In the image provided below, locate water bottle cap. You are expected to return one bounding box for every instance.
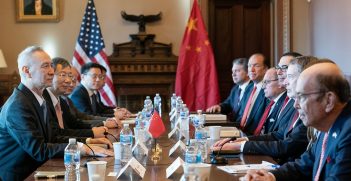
[146,96,150,99]
[123,124,129,127]
[69,138,76,144]
[173,93,176,96]
[197,110,202,114]
[156,93,159,96]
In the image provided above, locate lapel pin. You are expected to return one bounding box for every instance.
[332,132,337,139]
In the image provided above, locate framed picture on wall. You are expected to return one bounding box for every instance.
[16,0,60,22]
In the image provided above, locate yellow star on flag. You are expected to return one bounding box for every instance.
[204,40,210,46]
[195,47,202,53]
[187,18,197,33]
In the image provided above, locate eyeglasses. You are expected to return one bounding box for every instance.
[262,79,278,85]
[56,72,73,79]
[275,65,288,71]
[295,91,326,102]
[85,73,105,80]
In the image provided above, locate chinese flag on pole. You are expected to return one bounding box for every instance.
[175,0,220,111]
[148,111,166,138]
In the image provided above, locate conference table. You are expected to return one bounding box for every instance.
[25,115,276,181]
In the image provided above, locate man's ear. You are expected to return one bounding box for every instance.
[325,92,336,113]
[22,66,31,78]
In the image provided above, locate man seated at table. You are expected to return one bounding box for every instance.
[213,56,318,164]
[251,68,287,135]
[244,62,351,181]
[0,46,113,181]
[43,57,120,140]
[70,62,130,117]
[239,53,269,135]
[63,66,128,126]
[206,58,253,123]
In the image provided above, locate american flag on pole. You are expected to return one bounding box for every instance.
[72,0,116,106]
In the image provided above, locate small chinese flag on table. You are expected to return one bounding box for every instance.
[148,111,166,138]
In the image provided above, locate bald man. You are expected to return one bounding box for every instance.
[244,62,351,181]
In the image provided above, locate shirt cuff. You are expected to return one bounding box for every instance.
[240,141,247,152]
[78,142,86,156]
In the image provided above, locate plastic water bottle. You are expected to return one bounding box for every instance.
[144,96,153,117]
[64,138,80,180]
[120,124,133,163]
[194,110,207,162]
[154,93,162,116]
[180,104,190,142]
[185,141,201,163]
[171,93,177,111]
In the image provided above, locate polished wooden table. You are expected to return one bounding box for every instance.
[25,118,276,181]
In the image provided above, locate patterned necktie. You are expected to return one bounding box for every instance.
[240,86,257,128]
[278,97,290,119]
[288,111,299,132]
[253,100,275,136]
[55,100,64,129]
[314,132,329,181]
[91,93,98,115]
[233,88,242,113]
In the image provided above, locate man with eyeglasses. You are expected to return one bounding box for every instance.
[213,56,312,164]
[43,57,117,143]
[238,53,269,135]
[70,62,124,117]
[206,58,252,123]
[0,46,113,180]
[245,62,351,181]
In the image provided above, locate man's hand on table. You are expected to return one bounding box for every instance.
[242,170,276,181]
[83,144,114,157]
[86,137,113,149]
[212,141,243,151]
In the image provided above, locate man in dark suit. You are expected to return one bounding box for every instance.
[206,58,252,123]
[213,56,317,164]
[0,46,113,180]
[70,63,129,117]
[24,0,53,15]
[44,57,120,140]
[239,53,269,135]
[244,62,351,180]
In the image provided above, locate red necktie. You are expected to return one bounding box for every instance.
[253,100,275,136]
[240,86,257,128]
[314,133,329,181]
[55,100,64,129]
[288,111,299,132]
[278,97,289,116]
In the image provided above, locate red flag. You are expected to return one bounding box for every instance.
[148,111,166,138]
[175,0,220,111]
[72,0,116,106]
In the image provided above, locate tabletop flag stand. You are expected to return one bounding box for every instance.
[148,110,166,161]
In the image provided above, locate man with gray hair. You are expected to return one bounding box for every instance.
[0,46,113,180]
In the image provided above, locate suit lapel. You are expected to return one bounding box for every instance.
[18,84,49,140]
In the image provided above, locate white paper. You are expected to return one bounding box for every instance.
[168,127,179,138]
[166,157,185,178]
[117,157,146,179]
[217,161,279,174]
[107,172,118,177]
[129,157,146,178]
[132,141,149,155]
[169,140,186,156]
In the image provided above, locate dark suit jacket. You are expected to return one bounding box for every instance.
[43,89,94,138]
[272,100,351,180]
[265,96,295,134]
[69,84,114,117]
[220,81,253,122]
[241,88,269,135]
[263,92,287,134]
[244,116,308,164]
[63,96,106,122]
[0,83,67,180]
[24,1,53,15]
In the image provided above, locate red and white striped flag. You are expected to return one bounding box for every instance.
[72,0,116,106]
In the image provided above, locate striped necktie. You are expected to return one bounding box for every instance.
[240,86,257,128]
[314,132,329,181]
